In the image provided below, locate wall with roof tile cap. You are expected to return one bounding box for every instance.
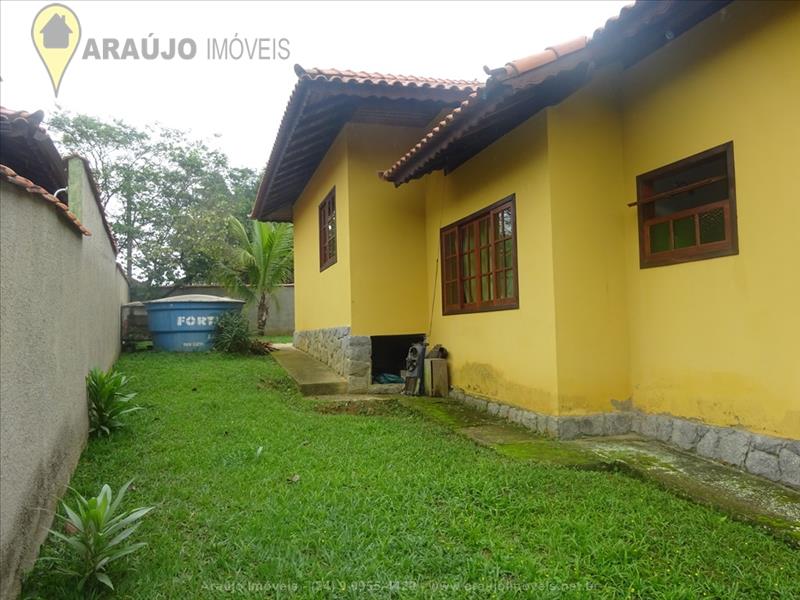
[0,162,129,598]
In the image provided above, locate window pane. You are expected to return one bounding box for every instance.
[504,239,513,268]
[495,208,513,239]
[699,207,726,244]
[650,154,726,195]
[463,278,476,304]
[653,179,728,217]
[673,215,696,249]
[479,218,489,245]
[480,248,490,273]
[461,224,475,251]
[494,241,505,269]
[444,232,456,256]
[495,271,506,299]
[650,222,671,253]
[505,270,515,298]
[481,275,492,302]
[446,282,458,306]
[462,253,476,277]
[503,210,513,237]
[445,257,457,281]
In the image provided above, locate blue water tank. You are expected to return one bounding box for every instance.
[144,294,245,352]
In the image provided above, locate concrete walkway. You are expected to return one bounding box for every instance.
[399,397,800,544]
[271,346,347,396]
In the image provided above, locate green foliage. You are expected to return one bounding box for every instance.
[212,310,251,354]
[86,368,141,437]
[23,353,800,599]
[221,217,293,334]
[46,481,153,594]
[48,111,259,286]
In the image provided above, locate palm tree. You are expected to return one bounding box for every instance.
[222,217,293,335]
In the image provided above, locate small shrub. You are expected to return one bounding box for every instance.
[87,368,141,437]
[213,310,251,353]
[46,481,153,593]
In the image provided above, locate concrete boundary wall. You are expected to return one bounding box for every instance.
[0,159,129,599]
[449,388,800,490]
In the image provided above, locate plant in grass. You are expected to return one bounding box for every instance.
[212,310,252,353]
[46,481,153,594]
[220,217,293,336]
[86,368,141,438]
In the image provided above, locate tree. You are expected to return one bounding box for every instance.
[47,111,259,286]
[222,217,293,335]
[48,112,153,280]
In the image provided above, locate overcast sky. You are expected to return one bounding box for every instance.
[1,0,629,170]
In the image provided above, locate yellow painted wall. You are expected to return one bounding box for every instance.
[547,73,631,415]
[424,114,561,415]
[347,123,429,336]
[620,1,800,438]
[292,129,352,332]
[291,1,799,439]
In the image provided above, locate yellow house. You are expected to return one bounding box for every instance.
[252,0,800,488]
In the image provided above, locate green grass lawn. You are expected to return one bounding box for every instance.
[24,353,799,599]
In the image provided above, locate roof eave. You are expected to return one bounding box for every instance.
[383,48,595,186]
[251,79,311,221]
[252,71,481,221]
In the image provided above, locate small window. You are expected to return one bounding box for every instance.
[440,195,519,315]
[634,142,738,268]
[319,188,336,271]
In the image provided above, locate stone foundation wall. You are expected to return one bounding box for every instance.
[293,327,372,393]
[450,388,800,489]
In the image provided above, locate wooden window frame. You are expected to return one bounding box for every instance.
[318,187,337,271]
[440,195,520,316]
[635,142,738,268]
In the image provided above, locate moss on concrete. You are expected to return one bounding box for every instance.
[578,439,800,545]
[401,395,800,545]
[400,397,493,428]
[491,440,603,468]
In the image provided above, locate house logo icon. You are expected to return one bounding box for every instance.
[40,13,73,49]
[31,3,81,96]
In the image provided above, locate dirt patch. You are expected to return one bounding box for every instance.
[313,398,407,417]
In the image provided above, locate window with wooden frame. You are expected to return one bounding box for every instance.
[440,195,519,315]
[633,142,738,268]
[318,188,336,271]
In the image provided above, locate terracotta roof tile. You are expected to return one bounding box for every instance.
[295,66,481,91]
[0,163,91,236]
[381,0,727,185]
[380,35,591,183]
[251,65,480,220]
[0,106,66,194]
[1,106,120,251]
[0,107,47,132]
[485,36,589,80]
[379,90,483,182]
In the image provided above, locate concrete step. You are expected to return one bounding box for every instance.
[271,347,348,396]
